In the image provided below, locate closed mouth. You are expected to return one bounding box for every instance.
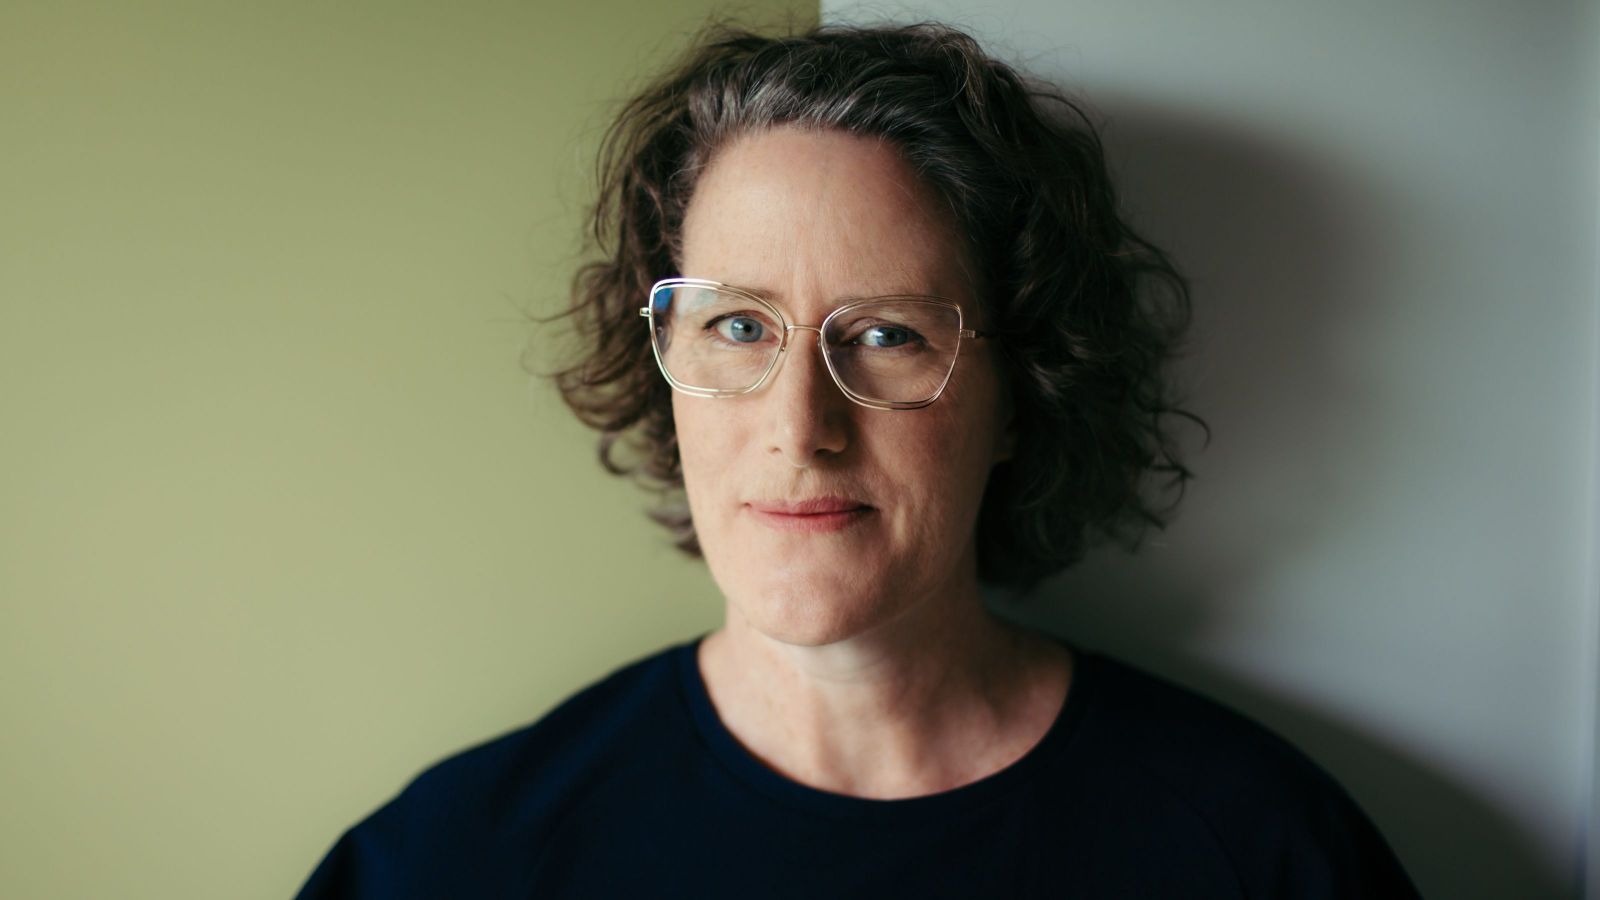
[746,497,875,532]
[748,497,873,516]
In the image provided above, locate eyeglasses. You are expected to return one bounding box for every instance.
[639,277,991,410]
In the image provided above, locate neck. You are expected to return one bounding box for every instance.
[698,578,1071,799]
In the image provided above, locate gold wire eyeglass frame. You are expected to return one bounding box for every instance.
[639,277,991,411]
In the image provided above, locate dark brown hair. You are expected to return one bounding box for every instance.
[549,21,1204,591]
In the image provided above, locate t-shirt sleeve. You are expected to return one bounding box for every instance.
[1180,738,1420,898]
[1089,654,1422,898]
[292,759,501,900]
[1267,778,1420,899]
[293,798,417,900]
[290,657,668,898]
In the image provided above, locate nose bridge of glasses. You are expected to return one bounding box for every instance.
[775,322,827,370]
[781,322,824,349]
[765,320,847,401]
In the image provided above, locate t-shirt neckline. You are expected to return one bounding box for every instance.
[672,632,1095,822]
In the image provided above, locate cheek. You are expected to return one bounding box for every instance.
[905,368,1006,475]
[672,396,716,494]
[672,396,749,526]
[871,404,997,542]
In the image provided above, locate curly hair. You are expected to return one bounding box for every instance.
[549,21,1204,591]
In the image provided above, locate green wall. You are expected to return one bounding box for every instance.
[0,2,815,897]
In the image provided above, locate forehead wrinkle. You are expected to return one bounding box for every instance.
[680,128,969,318]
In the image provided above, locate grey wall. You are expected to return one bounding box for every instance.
[821,1,1600,898]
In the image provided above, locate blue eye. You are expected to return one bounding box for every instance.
[715,316,766,343]
[860,325,912,348]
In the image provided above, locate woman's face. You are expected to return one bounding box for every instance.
[674,126,1014,647]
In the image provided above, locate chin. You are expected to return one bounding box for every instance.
[726,570,905,647]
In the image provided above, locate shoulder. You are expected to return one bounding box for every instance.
[295,639,695,899]
[1065,647,1419,898]
[407,639,688,807]
[1075,649,1332,794]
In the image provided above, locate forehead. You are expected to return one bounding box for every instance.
[679,126,973,307]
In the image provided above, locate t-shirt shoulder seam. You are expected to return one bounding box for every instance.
[1119,753,1254,897]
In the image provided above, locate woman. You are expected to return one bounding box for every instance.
[297,22,1420,898]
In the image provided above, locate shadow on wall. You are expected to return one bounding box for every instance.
[986,98,1563,900]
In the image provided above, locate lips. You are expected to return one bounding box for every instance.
[746,496,874,533]
[749,496,872,516]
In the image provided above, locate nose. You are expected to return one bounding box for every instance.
[765,326,850,468]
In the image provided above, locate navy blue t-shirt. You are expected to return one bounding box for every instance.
[295,636,1420,898]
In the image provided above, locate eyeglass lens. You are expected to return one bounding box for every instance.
[649,283,962,404]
